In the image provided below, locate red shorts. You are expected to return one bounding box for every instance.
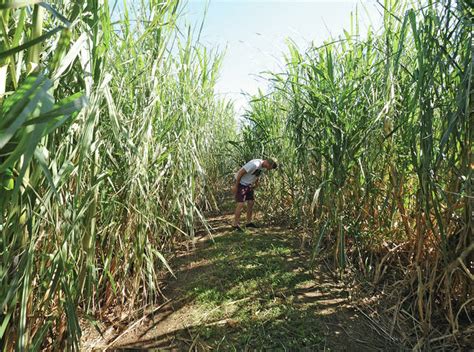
[235,183,254,203]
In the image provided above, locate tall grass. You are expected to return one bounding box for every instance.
[239,0,472,348]
[1,0,235,350]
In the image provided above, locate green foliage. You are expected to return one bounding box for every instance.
[0,1,235,350]
[239,0,472,346]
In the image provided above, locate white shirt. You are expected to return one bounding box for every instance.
[238,159,265,186]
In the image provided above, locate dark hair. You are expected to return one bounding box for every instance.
[267,158,277,169]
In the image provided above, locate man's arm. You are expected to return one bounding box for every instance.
[235,168,246,185]
[232,168,246,194]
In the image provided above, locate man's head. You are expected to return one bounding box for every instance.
[263,158,278,170]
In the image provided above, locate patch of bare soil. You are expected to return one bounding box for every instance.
[82,211,405,351]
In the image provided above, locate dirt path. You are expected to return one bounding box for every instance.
[86,211,400,351]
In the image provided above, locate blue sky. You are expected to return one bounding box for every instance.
[116,1,384,116]
[179,0,384,116]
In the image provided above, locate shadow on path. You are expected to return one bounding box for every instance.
[110,212,399,351]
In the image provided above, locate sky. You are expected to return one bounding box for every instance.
[179,0,385,117]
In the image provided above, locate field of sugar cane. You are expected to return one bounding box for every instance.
[0,0,472,351]
[238,0,473,349]
[1,0,236,350]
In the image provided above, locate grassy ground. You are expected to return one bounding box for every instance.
[83,211,400,351]
[169,231,323,349]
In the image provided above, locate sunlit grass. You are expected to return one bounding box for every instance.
[170,230,324,350]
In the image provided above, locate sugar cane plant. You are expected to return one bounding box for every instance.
[1,0,471,350]
[239,0,472,348]
[1,0,235,350]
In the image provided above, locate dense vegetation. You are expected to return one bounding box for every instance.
[1,1,235,350]
[0,0,472,350]
[238,0,472,348]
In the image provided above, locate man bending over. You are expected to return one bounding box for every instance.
[231,158,277,231]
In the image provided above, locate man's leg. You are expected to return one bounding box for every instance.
[246,200,254,224]
[234,202,244,227]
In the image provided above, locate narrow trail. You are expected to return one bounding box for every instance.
[88,210,398,351]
